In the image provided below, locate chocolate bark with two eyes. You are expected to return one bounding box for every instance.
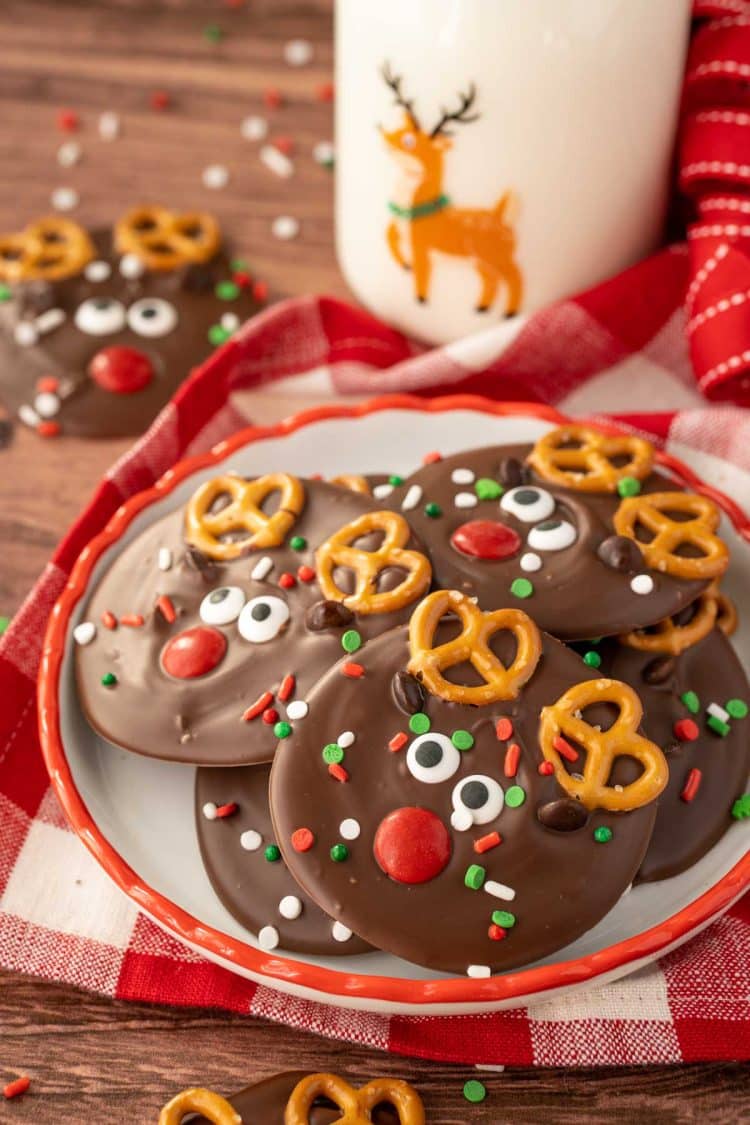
[0,229,259,438]
[592,627,750,882]
[187,1072,400,1125]
[381,444,718,640]
[75,480,430,766]
[269,622,659,976]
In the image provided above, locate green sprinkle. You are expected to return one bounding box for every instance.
[424,501,442,518]
[330,843,349,862]
[274,721,292,739]
[475,478,503,501]
[617,476,642,498]
[452,729,474,751]
[341,629,362,654]
[203,22,224,42]
[731,793,750,820]
[463,1080,486,1104]
[409,712,431,735]
[0,284,11,302]
[388,474,404,486]
[215,279,240,301]
[289,535,307,551]
[707,714,730,737]
[594,825,613,844]
[322,743,344,764]
[505,785,526,808]
[681,691,700,715]
[0,615,10,635]
[464,863,486,890]
[491,910,516,928]
[510,577,533,599]
[230,258,249,273]
[264,844,281,862]
[583,650,602,669]
[726,698,748,719]
[101,672,117,687]
[208,323,230,347]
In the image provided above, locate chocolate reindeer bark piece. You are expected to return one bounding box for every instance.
[270,591,667,976]
[380,426,729,640]
[75,477,431,766]
[0,206,260,438]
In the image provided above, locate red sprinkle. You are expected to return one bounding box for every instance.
[503,743,521,778]
[120,613,144,627]
[252,279,269,303]
[538,760,555,776]
[297,564,316,583]
[3,1076,30,1100]
[101,610,117,630]
[488,924,507,942]
[422,451,442,465]
[674,718,699,742]
[233,270,252,288]
[680,767,702,803]
[474,831,501,854]
[36,375,59,394]
[57,108,79,132]
[342,662,364,678]
[273,134,294,155]
[156,595,177,623]
[291,826,315,852]
[243,691,274,721]
[389,731,408,753]
[37,420,60,438]
[315,81,335,102]
[214,802,238,819]
[262,708,279,725]
[278,674,295,702]
[553,734,579,762]
[278,572,296,589]
[309,473,324,481]
[263,87,283,109]
[495,717,513,741]
[328,762,349,783]
[150,89,171,110]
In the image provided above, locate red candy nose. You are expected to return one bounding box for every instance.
[161,626,227,679]
[451,519,521,560]
[374,807,452,885]
[89,346,154,394]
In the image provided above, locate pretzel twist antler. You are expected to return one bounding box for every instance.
[0,216,94,282]
[528,425,654,493]
[159,1087,241,1125]
[613,491,729,580]
[115,205,221,271]
[185,473,305,560]
[284,1073,425,1125]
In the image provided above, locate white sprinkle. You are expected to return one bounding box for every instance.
[220,312,240,333]
[34,392,60,418]
[14,322,39,348]
[286,700,309,721]
[630,573,654,596]
[157,547,173,571]
[241,114,268,142]
[85,260,112,283]
[284,38,313,66]
[339,818,361,840]
[18,403,40,427]
[337,730,355,748]
[258,924,279,951]
[278,894,303,920]
[251,556,274,581]
[484,880,516,902]
[99,111,121,140]
[451,468,475,485]
[202,163,230,190]
[240,829,262,852]
[520,552,542,573]
[35,307,66,335]
[467,964,492,979]
[272,215,300,241]
[73,622,96,646]
[475,1064,506,1073]
[260,144,294,179]
[401,484,422,511]
[332,920,353,943]
[454,491,478,509]
[313,140,335,166]
[707,701,730,723]
[202,802,218,821]
[120,253,145,280]
[51,186,79,212]
[451,808,473,832]
[57,141,82,168]
[372,483,394,500]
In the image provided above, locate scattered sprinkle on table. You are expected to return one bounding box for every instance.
[57,108,79,132]
[57,141,81,167]
[260,144,294,178]
[99,111,120,140]
[51,186,79,211]
[202,163,230,190]
[3,1076,30,1100]
[463,1079,486,1104]
[313,140,335,167]
[150,90,171,111]
[284,38,313,66]
[203,23,224,43]
[272,215,300,240]
[241,114,268,141]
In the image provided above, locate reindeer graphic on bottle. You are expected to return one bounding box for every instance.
[381,63,523,317]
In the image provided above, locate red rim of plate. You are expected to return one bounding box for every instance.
[38,395,750,1007]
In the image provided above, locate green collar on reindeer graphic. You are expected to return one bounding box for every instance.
[388,194,451,221]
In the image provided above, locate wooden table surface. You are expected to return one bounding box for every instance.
[0,3,746,1121]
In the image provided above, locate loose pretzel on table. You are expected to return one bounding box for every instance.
[612,491,729,581]
[114,204,221,271]
[158,1087,241,1125]
[527,424,654,493]
[284,1072,425,1125]
[0,216,95,282]
[185,473,305,561]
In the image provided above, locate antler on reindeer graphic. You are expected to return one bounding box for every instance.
[381,62,523,316]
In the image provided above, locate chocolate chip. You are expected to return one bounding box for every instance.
[642,655,676,685]
[305,599,354,631]
[184,545,219,583]
[180,263,215,293]
[498,456,529,488]
[537,798,589,832]
[597,534,643,573]
[392,670,426,715]
[20,280,56,316]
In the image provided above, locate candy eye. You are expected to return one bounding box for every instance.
[74,297,126,336]
[500,486,556,523]
[406,733,461,784]
[127,297,178,338]
[527,518,577,552]
[199,586,245,626]
[451,774,504,831]
[238,595,290,643]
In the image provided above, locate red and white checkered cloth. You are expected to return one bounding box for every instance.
[1,0,750,1067]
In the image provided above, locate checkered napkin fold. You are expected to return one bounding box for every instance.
[1,0,749,1067]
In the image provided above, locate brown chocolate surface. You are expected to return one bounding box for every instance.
[195,763,372,955]
[382,445,713,640]
[592,628,750,882]
[0,228,259,438]
[188,1072,400,1124]
[75,480,429,766]
[269,624,658,975]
